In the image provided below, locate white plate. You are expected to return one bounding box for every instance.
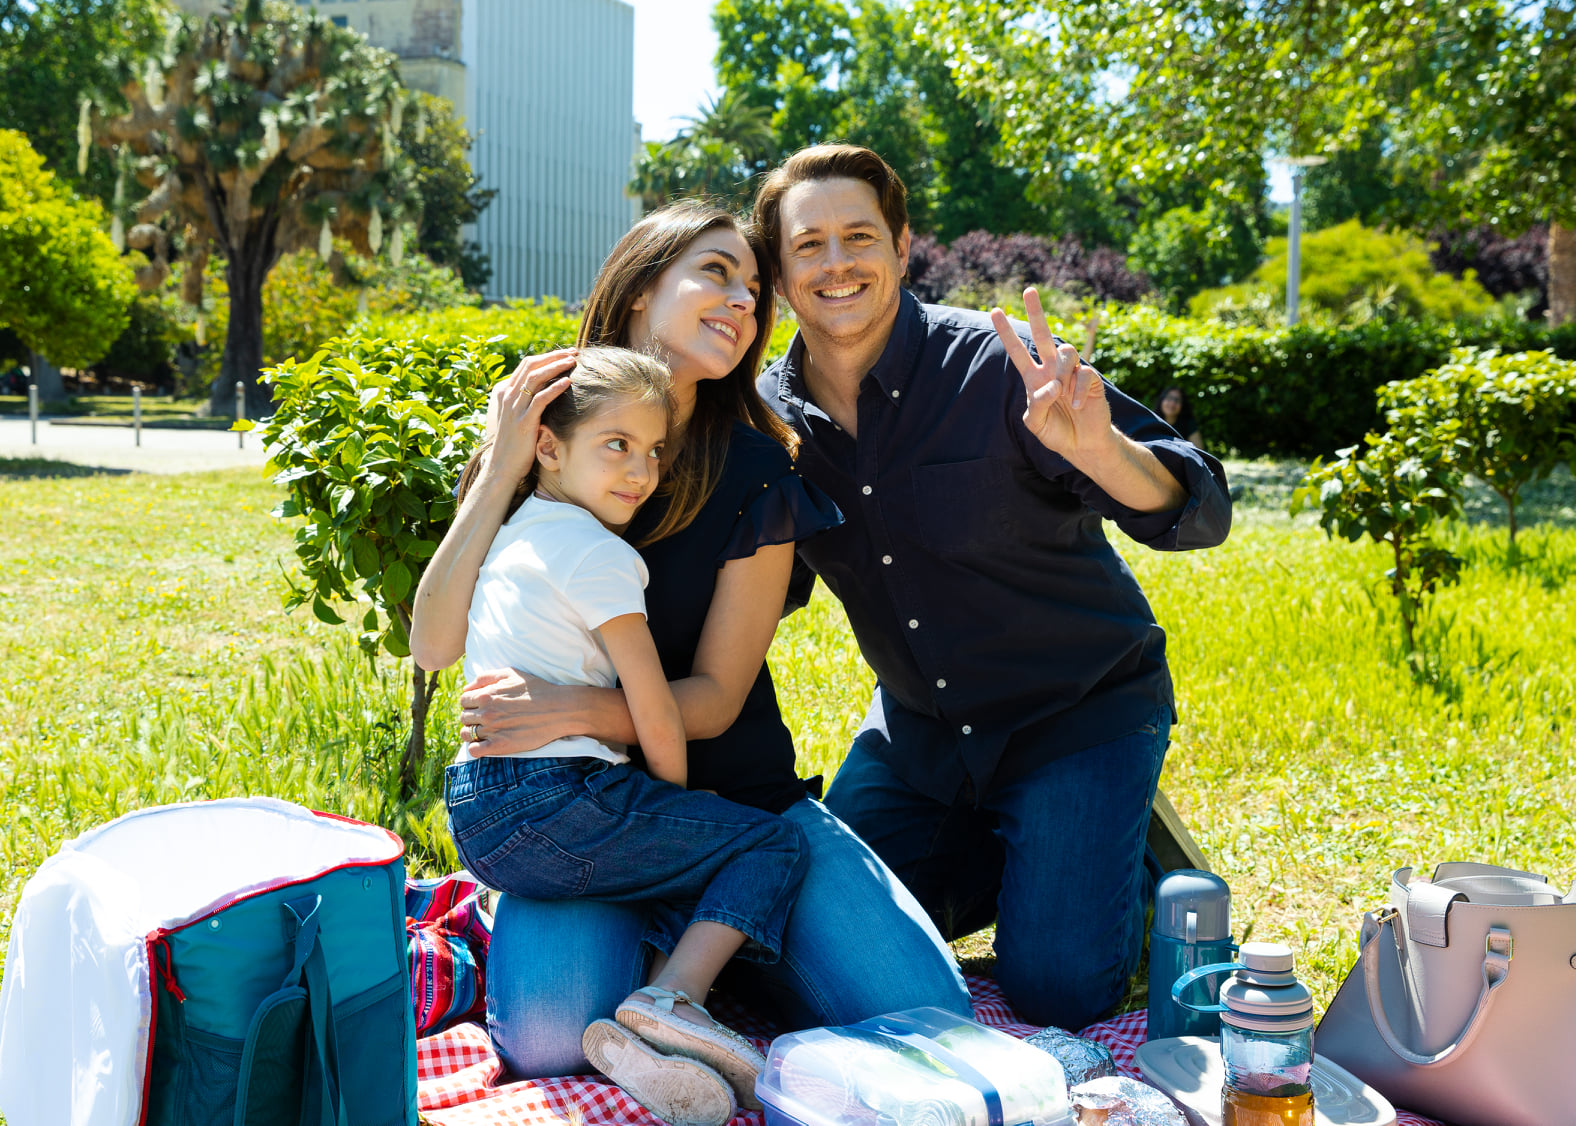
[1134,1037,1397,1126]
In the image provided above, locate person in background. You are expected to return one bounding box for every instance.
[1154,386,1203,447]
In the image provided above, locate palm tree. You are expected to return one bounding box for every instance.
[630,88,777,213]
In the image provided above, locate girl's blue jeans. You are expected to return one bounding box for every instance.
[484,797,972,1078]
[445,755,807,962]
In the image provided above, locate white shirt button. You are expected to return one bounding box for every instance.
[861,485,873,496]
[882,555,893,565]
[936,679,947,688]
[891,389,900,399]
[961,725,972,735]
[908,619,919,629]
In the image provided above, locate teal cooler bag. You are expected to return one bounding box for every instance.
[0,797,417,1126]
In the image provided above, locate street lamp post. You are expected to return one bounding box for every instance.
[1277,155,1328,326]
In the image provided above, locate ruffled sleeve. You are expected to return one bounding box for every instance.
[718,472,844,565]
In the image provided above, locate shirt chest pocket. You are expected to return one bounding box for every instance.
[910,457,1020,555]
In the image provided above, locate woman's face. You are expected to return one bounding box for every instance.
[627,228,761,392]
[1160,389,1183,422]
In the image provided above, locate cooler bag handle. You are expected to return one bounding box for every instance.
[233,895,350,1126]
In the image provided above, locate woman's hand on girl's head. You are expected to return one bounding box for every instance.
[484,349,577,484]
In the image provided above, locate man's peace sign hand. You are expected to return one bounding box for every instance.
[990,287,1112,461]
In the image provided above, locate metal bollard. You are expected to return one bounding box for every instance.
[29,383,38,445]
[235,380,245,448]
[133,386,142,447]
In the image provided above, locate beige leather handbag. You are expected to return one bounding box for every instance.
[1317,863,1576,1126]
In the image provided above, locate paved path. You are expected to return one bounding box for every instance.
[0,418,271,475]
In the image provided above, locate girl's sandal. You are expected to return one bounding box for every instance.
[615,986,767,1110]
[582,1018,737,1126]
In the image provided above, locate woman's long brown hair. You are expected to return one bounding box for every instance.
[578,201,795,546]
[457,201,794,544]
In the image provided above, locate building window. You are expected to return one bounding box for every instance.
[331,15,348,26]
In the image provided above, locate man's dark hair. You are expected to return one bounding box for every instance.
[753,144,909,263]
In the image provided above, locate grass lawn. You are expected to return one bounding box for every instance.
[2,456,1573,1016]
[0,393,204,420]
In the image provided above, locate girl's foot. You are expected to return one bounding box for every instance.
[582,1018,736,1126]
[615,986,766,1110]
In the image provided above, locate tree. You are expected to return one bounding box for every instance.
[710,0,1062,238]
[84,0,418,418]
[0,129,137,397]
[1291,431,1463,657]
[631,87,776,211]
[402,91,494,291]
[0,0,163,199]
[1390,3,1576,324]
[923,0,1576,323]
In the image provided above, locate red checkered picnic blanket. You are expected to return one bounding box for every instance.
[413,972,1445,1126]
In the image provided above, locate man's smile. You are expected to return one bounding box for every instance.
[816,282,868,300]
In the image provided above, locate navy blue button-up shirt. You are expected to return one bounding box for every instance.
[760,291,1232,804]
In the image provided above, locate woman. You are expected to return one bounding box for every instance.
[1154,385,1203,447]
[410,201,970,1079]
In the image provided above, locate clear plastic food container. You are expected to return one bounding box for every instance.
[756,1006,1075,1126]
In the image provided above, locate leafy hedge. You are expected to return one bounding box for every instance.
[354,292,1575,460]
[1071,307,1576,457]
[368,299,802,374]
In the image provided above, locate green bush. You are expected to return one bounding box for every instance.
[1381,349,1576,544]
[1190,221,1495,324]
[370,301,802,374]
[1129,204,1263,312]
[367,299,578,372]
[255,333,502,793]
[1067,305,1576,457]
[196,245,480,390]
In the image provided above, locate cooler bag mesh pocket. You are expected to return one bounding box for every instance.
[235,987,308,1126]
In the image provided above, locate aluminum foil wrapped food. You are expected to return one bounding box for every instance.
[1023,1026,1118,1085]
[1070,1076,1187,1126]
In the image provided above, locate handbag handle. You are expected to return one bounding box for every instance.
[1360,907,1514,1068]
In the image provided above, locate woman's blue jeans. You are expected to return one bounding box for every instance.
[486,797,971,1078]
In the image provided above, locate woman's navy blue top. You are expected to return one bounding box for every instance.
[626,420,842,814]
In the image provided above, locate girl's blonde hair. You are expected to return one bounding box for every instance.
[456,347,673,521]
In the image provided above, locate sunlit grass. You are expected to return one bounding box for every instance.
[3,460,1573,1014]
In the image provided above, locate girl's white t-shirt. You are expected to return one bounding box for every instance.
[459,494,649,764]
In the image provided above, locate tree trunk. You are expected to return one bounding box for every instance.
[1550,220,1576,327]
[397,605,439,799]
[209,256,272,419]
[28,351,67,403]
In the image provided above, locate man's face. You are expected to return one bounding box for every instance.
[775,177,910,349]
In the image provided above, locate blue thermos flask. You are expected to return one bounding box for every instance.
[1146,869,1233,1040]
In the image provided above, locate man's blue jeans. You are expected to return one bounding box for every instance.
[824,708,1171,1031]
[485,797,971,1078]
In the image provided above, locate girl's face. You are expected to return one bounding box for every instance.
[535,398,669,532]
[1160,390,1183,422]
[626,228,760,395]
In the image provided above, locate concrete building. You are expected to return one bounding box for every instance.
[177,0,639,302]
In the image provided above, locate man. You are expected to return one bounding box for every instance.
[753,145,1232,1030]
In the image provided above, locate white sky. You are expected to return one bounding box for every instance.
[623,0,1298,202]
[627,0,722,144]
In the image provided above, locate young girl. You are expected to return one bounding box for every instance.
[445,347,807,1126]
